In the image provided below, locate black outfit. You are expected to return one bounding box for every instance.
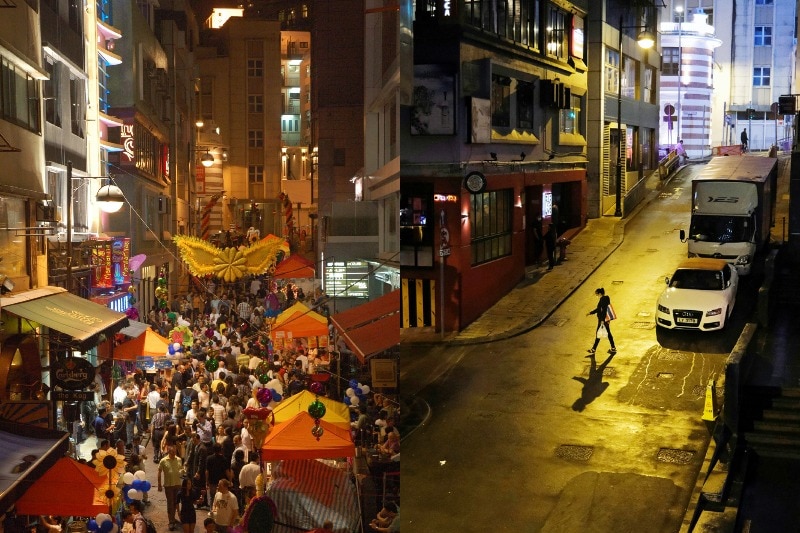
[741,130,748,152]
[176,490,197,525]
[589,294,616,352]
[544,226,557,270]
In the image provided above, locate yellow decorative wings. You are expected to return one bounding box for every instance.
[173,234,290,282]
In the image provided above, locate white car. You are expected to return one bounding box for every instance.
[656,258,739,331]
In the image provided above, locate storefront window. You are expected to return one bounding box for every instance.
[470,189,512,265]
[400,185,433,267]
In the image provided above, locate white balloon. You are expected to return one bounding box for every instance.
[134,470,147,481]
[127,488,142,500]
[350,396,360,406]
[122,472,134,485]
[96,514,111,525]
[345,387,355,397]
[173,342,182,351]
[359,385,370,395]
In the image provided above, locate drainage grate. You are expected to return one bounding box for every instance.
[611,280,624,285]
[692,385,705,396]
[631,321,655,329]
[657,448,695,464]
[646,248,659,253]
[658,352,687,362]
[556,444,593,461]
[657,372,674,379]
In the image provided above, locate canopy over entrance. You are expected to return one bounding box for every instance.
[0,287,128,350]
[112,328,171,360]
[330,290,399,362]
[15,457,108,516]
[261,412,354,461]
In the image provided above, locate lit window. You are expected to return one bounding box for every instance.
[605,49,620,94]
[560,94,582,135]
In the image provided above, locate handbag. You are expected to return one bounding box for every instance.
[605,303,617,322]
[596,323,608,339]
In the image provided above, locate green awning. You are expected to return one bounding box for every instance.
[1,286,128,348]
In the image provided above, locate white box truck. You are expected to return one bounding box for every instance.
[680,156,777,275]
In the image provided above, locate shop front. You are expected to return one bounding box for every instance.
[401,167,586,333]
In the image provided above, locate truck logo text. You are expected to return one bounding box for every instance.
[707,196,740,203]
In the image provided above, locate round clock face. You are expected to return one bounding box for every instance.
[464,171,487,194]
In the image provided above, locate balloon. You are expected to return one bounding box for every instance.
[311,425,324,439]
[100,521,114,533]
[168,345,175,355]
[134,470,147,481]
[309,382,324,395]
[256,388,272,406]
[96,514,111,525]
[360,385,370,395]
[173,342,182,351]
[308,399,326,419]
[205,358,219,372]
[127,488,139,500]
[343,396,351,406]
[141,481,152,492]
[205,328,214,339]
[87,520,98,532]
[349,379,359,389]
[345,388,355,397]
[350,396,360,406]
[131,479,144,491]
[271,391,282,402]
[122,472,135,485]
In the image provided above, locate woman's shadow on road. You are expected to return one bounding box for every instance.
[572,352,615,412]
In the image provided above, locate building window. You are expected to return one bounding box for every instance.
[0,56,41,133]
[247,59,263,78]
[560,94,581,135]
[248,95,263,113]
[248,130,263,148]
[662,47,679,76]
[200,77,213,120]
[70,76,84,137]
[643,66,656,104]
[281,117,298,132]
[491,74,511,128]
[44,59,60,126]
[546,6,568,60]
[755,0,773,4]
[753,67,771,87]
[517,80,534,130]
[622,56,637,99]
[754,26,772,46]
[470,189,512,265]
[400,185,433,268]
[463,0,539,48]
[605,48,620,94]
[248,165,264,182]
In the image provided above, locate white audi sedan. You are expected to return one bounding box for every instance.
[656,258,739,331]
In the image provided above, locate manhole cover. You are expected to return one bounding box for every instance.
[657,372,674,379]
[657,448,695,464]
[556,445,593,461]
[692,385,705,396]
[631,321,655,329]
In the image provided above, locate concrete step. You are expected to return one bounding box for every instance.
[752,420,800,434]
[748,444,800,461]
[745,431,800,449]
[761,410,800,423]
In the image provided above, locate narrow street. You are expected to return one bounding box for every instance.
[400,167,761,532]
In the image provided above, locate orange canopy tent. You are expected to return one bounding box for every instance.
[15,457,109,516]
[261,411,355,461]
[270,302,328,340]
[271,390,350,429]
[113,328,171,360]
[273,254,315,279]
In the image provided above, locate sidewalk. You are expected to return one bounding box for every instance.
[402,165,685,347]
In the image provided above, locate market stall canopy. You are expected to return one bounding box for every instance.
[261,411,354,461]
[119,320,152,338]
[271,302,328,340]
[330,290,399,363]
[271,390,350,429]
[338,314,399,363]
[15,457,108,516]
[0,419,70,512]
[0,287,129,350]
[266,459,360,533]
[113,329,171,360]
[273,254,315,279]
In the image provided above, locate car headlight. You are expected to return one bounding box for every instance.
[706,308,723,317]
[658,304,670,314]
[735,255,750,265]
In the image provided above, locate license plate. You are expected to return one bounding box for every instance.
[676,317,697,324]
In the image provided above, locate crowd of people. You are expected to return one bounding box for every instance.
[68,275,399,532]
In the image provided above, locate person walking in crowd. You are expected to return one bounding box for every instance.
[210,479,239,533]
[158,444,184,531]
[176,477,197,533]
[587,287,617,355]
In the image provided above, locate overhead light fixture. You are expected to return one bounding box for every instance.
[637,30,656,49]
[95,184,125,213]
[195,118,204,128]
[201,152,215,168]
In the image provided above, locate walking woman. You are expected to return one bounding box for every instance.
[176,477,197,533]
[587,287,617,355]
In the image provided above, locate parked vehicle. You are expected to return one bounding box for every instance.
[680,155,777,275]
[656,258,739,331]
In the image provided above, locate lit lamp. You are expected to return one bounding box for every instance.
[200,151,215,168]
[614,16,655,217]
[95,184,125,213]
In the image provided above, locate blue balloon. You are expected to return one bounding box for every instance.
[100,521,113,533]
[272,391,282,402]
[87,520,98,531]
[131,479,144,491]
[349,379,359,389]
[168,345,175,355]
[343,395,351,406]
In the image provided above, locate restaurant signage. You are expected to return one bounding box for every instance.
[51,357,95,390]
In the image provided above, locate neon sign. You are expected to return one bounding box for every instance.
[434,194,458,203]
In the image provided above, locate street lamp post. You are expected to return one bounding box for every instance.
[615,15,655,217]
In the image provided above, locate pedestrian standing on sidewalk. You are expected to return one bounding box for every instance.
[544,223,557,270]
[158,444,184,530]
[587,287,617,355]
[151,404,170,463]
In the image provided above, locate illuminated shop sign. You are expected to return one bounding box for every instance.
[324,260,369,298]
[433,194,458,203]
